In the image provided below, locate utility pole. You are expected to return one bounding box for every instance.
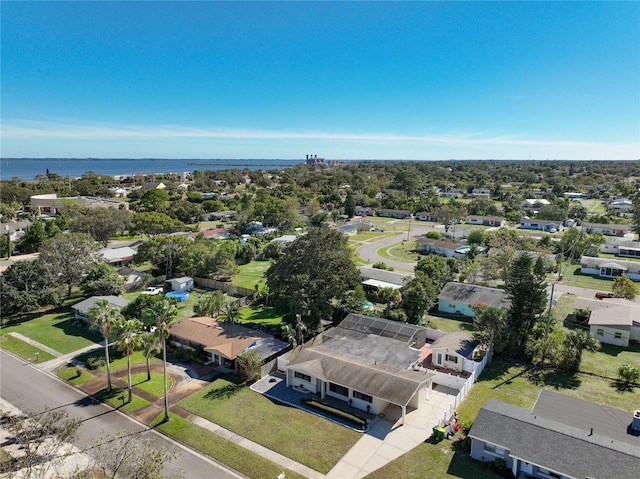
[545,281,555,339]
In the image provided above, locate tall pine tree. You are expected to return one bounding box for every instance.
[503,253,547,358]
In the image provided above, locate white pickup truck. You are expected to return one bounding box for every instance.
[141,286,163,295]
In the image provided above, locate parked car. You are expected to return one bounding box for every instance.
[595,292,614,299]
[141,286,163,295]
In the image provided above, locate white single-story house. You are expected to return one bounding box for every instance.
[378,209,412,219]
[415,237,461,257]
[471,188,491,198]
[427,332,479,373]
[169,317,288,371]
[139,182,166,191]
[415,212,437,222]
[580,256,640,281]
[359,265,413,291]
[336,224,358,236]
[519,218,564,233]
[284,314,435,424]
[466,215,505,227]
[607,199,634,214]
[583,223,631,237]
[439,189,464,198]
[600,239,640,259]
[165,276,194,291]
[437,282,510,317]
[354,206,376,217]
[521,198,551,209]
[575,297,640,347]
[99,246,136,267]
[468,390,640,479]
[71,295,130,321]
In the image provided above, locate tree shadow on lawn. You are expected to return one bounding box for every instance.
[475,358,521,385]
[525,367,581,390]
[599,342,640,358]
[52,318,102,343]
[2,304,75,327]
[611,379,637,393]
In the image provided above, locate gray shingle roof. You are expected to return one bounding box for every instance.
[71,296,129,315]
[437,282,510,309]
[469,392,640,479]
[288,347,433,406]
[431,331,477,358]
[359,266,413,287]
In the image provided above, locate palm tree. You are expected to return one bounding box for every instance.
[564,329,599,371]
[223,304,239,324]
[141,331,160,382]
[89,299,121,392]
[144,298,178,423]
[115,318,143,403]
[377,287,401,316]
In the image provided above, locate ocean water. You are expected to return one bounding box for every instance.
[0,158,302,181]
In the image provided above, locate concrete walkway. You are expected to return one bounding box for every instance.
[39,342,104,372]
[9,332,62,357]
[324,387,457,479]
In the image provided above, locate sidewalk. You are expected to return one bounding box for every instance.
[39,342,104,372]
[8,332,61,358]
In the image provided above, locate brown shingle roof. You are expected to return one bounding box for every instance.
[169,317,271,360]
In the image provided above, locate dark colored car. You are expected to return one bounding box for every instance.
[595,292,614,299]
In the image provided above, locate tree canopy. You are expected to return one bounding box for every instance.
[265,228,360,330]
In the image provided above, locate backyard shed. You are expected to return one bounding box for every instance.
[165,276,194,292]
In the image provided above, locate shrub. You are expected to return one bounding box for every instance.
[300,397,367,429]
[618,364,640,385]
[85,356,106,370]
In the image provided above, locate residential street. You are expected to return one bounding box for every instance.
[0,349,243,479]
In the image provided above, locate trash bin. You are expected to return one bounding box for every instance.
[437,427,446,440]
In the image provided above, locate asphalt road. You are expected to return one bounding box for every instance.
[0,350,243,479]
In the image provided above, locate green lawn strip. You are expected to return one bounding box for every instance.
[365,439,501,479]
[94,386,150,413]
[57,365,96,385]
[233,260,271,290]
[76,349,159,373]
[178,376,360,474]
[126,372,173,397]
[560,264,614,290]
[552,294,577,324]
[425,315,475,333]
[349,231,396,242]
[377,243,418,263]
[153,413,306,479]
[0,310,101,354]
[580,342,640,379]
[237,304,284,328]
[0,334,55,363]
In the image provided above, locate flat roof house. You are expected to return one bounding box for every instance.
[437,282,510,318]
[520,218,564,233]
[285,314,434,425]
[469,390,640,479]
[583,223,631,237]
[467,215,505,228]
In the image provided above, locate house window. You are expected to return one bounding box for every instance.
[614,332,622,339]
[329,383,349,397]
[436,353,443,365]
[483,443,505,457]
[596,329,604,336]
[353,391,373,403]
[294,371,311,382]
[445,354,458,364]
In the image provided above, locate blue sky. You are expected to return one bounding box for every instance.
[1,1,639,160]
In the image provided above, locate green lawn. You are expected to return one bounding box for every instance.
[178,375,360,474]
[126,372,173,397]
[0,310,101,354]
[377,242,419,263]
[560,264,614,290]
[94,386,150,413]
[233,260,271,290]
[0,334,55,363]
[425,314,475,333]
[237,304,284,328]
[551,294,577,325]
[580,342,640,379]
[77,349,159,372]
[57,365,96,385]
[349,231,396,242]
[153,413,306,479]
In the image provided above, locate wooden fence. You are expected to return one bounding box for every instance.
[194,277,256,297]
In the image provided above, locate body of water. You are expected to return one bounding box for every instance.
[0,158,302,181]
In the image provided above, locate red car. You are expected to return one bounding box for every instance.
[595,292,614,299]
